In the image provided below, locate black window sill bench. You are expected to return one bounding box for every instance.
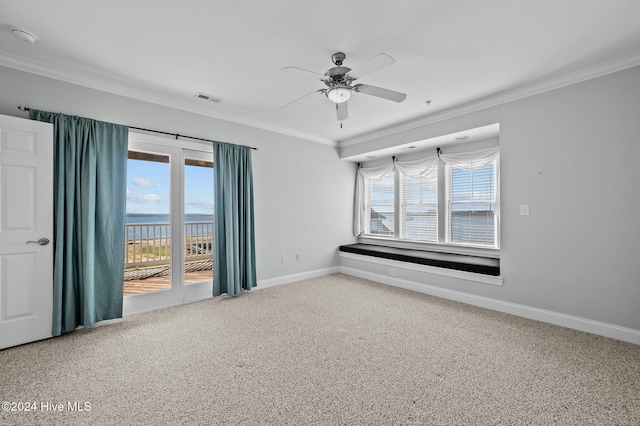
[339,243,500,277]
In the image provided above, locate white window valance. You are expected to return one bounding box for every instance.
[354,146,500,239]
[394,155,439,178]
[357,162,395,180]
[439,146,500,170]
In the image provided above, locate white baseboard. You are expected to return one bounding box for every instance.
[339,266,640,346]
[127,265,639,345]
[256,267,341,290]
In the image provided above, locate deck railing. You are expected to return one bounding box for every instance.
[125,221,213,268]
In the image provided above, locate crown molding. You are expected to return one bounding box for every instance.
[0,52,337,147]
[339,52,640,147]
[4,50,639,150]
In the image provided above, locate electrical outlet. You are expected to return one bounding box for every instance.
[390,268,396,277]
[296,254,301,261]
[520,204,530,216]
[282,255,287,264]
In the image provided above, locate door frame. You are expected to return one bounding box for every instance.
[123,132,214,316]
[181,148,215,303]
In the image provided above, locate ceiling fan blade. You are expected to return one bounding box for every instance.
[281,90,324,109]
[336,102,348,121]
[281,66,328,81]
[355,84,407,103]
[347,53,395,80]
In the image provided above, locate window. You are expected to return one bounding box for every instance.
[446,161,496,247]
[365,171,395,236]
[399,167,438,242]
[358,147,499,250]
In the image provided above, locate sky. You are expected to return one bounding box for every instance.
[126,159,214,215]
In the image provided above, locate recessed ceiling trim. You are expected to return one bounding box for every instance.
[338,51,640,148]
[341,123,500,162]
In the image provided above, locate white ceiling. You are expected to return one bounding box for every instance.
[1,0,640,147]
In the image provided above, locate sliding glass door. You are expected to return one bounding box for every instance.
[124,150,172,297]
[181,149,214,302]
[123,134,213,315]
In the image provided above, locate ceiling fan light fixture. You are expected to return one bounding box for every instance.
[326,86,351,103]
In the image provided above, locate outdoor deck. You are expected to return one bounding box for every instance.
[124,269,213,296]
[124,221,213,296]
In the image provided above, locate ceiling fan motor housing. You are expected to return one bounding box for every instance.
[325,66,352,84]
[325,52,353,85]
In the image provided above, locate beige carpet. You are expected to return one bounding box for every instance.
[1,273,639,425]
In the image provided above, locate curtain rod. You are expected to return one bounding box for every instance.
[17,106,258,151]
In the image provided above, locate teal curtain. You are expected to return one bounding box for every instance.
[30,110,128,336]
[213,142,257,296]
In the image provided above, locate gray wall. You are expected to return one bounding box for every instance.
[0,65,357,281]
[340,65,640,330]
[2,63,639,331]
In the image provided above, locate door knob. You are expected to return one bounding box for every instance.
[26,238,50,246]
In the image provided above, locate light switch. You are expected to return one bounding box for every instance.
[520,204,530,216]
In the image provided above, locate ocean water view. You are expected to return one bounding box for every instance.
[370,211,496,246]
[125,213,214,241]
[126,213,213,224]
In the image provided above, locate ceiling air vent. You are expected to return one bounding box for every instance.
[195,92,223,103]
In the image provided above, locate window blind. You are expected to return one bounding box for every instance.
[445,161,496,247]
[366,172,395,236]
[399,167,438,242]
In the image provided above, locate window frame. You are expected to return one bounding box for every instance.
[398,167,439,243]
[359,148,500,258]
[363,171,396,237]
[444,159,499,248]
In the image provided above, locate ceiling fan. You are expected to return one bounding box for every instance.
[281,52,407,122]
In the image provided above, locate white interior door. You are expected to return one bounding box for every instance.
[0,114,53,350]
